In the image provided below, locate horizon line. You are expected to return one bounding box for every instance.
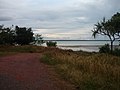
[44,40,119,41]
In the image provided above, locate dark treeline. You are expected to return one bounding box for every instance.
[0,25,34,45]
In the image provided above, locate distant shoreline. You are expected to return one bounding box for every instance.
[44,40,119,41]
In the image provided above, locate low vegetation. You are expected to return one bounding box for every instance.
[0,45,60,56]
[99,44,120,56]
[0,45,47,57]
[99,44,110,53]
[0,45,120,90]
[113,48,120,56]
[46,41,57,47]
[41,48,120,90]
[0,52,17,57]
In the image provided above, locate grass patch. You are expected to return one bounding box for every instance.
[0,45,48,53]
[0,45,48,57]
[0,52,17,57]
[41,48,120,90]
[41,54,60,65]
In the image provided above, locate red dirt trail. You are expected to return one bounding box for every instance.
[0,53,75,90]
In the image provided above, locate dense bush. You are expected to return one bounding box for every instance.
[99,44,110,53]
[46,41,57,47]
[15,26,34,45]
[113,48,120,56]
[0,25,34,45]
[0,25,14,45]
[99,44,120,56]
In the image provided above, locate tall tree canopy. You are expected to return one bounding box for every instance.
[92,12,120,52]
[0,25,34,45]
[0,25,14,45]
[15,26,34,45]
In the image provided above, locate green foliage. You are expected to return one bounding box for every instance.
[0,45,48,53]
[92,12,120,52]
[99,44,120,56]
[99,44,110,53]
[41,54,60,65]
[113,48,120,56]
[111,12,120,32]
[0,25,14,45]
[34,34,44,45]
[46,41,57,47]
[0,25,34,45]
[15,26,34,45]
[0,52,17,57]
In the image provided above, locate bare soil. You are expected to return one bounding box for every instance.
[0,53,75,90]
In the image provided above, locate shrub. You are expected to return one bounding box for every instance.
[46,41,57,47]
[113,48,120,56]
[99,44,110,53]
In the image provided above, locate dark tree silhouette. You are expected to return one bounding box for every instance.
[34,34,44,45]
[0,25,14,45]
[15,26,34,45]
[111,12,120,40]
[92,12,120,52]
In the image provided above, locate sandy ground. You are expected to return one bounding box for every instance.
[0,53,75,90]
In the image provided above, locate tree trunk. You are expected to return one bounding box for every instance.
[111,41,113,53]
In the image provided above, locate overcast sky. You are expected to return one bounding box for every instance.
[0,0,120,40]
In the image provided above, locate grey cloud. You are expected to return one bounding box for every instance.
[0,16,13,21]
[0,0,120,39]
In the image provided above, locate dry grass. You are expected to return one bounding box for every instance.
[0,45,48,53]
[41,49,120,90]
[0,45,49,57]
[0,45,120,89]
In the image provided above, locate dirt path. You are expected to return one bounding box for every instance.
[0,53,75,90]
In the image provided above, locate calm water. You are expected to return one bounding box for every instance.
[43,40,119,52]
[56,40,119,46]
